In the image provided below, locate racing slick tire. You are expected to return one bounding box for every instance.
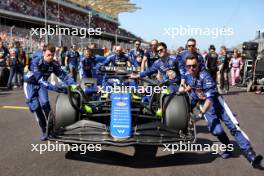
[53,94,78,132]
[0,67,10,87]
[163,94,189,131]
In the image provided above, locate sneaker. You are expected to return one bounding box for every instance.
[40,133,48,141]
[251,155,263,168]
[245,148,263,168]
[220,151,232,159]
[218,89,223,95]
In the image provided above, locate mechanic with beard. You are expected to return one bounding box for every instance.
[65,44,80,82]
[23,44,76,141]
[141,39,159,71]
[130,42,184,93]
[179,54,263,168]
[205,45,218,81]
[128,40,144,68]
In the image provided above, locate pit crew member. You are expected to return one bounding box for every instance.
[23,44,75,141]
[181,54,263,168]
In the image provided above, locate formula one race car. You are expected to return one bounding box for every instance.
[47,66,196,147]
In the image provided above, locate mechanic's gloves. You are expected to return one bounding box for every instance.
[66,77,76,85]
[39,78,68,93]
[39,78,56,91]
[70,84,77,92]
[162,87,171,95]
[41,83,66,93]
[46,84,67,93]
[55,83,68,94]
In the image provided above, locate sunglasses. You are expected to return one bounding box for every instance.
[135,43,140,45]
[157,48,165,53]
[187,45,195,48]
[187,64,198,69]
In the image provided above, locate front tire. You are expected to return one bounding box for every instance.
[163,95,189,131]
[53,94,78,132]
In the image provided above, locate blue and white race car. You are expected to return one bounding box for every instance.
[47,66,196,149]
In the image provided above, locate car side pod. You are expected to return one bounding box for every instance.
[110,93,132,140]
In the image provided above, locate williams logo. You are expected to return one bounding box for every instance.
[116,102,126,107]
[117,129,125,134]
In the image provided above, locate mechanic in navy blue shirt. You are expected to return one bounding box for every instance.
[79,47,97,79]
[65,44,80,82]
[130,42,184,93]
[95,45,131,70]
[181,54,262,167]
[23,44,75,141]
[176,38,205,75]
[141,39,159,71]
[128,40,144,68]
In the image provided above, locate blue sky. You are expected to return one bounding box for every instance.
[118,0,264,51]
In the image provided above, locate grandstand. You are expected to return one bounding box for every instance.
[0,0,142,50]
[253,29,264,52]
[233,29,264,52]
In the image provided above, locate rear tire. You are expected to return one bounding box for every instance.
[53,94,78,132]
[163,95,189,131]
[0,67,10,87]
